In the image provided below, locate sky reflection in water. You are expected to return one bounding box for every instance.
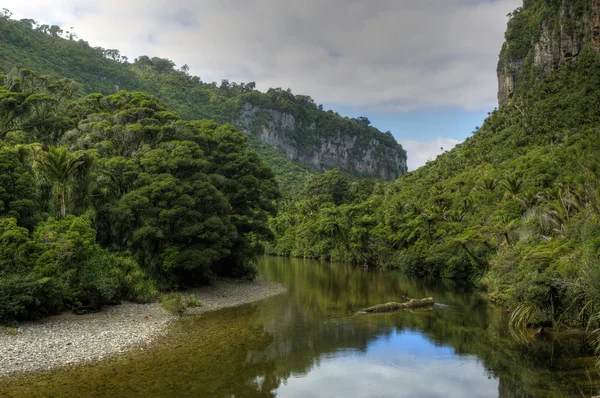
[0,256,597,398]
[275,330,497,398]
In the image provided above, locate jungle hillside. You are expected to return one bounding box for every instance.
[0,10,407,191]
[268,0,600,332]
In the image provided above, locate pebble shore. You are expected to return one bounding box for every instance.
[0,278,286,376]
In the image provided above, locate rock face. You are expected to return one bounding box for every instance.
[235,102,407,180]
[498,0,600,107]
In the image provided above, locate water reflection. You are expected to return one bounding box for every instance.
[255,256,599,398]
[0,256,598,397]
[274,330,498,398]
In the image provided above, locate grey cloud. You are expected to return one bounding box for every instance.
[5,0,521,111]
[162,10,198,28]
[399,137,462,170]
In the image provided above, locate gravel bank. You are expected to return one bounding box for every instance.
[0,278,286,376]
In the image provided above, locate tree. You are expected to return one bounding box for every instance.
[501,176,524,198]
[49,25,63,37]
[0,69,77,142]
[356,116,371,127]
[0,144,39,228]
[302,169,350,206]
[33,146,86,218]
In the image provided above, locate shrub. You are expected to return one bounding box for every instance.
[0,274,64,321]
[111,255,159,303]
[160,293,202,315]
[160,293,186,316]
[184,295,202,308]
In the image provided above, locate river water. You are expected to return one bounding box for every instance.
[2,256,599,397]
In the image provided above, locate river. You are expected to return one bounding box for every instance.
[1,256,599,397]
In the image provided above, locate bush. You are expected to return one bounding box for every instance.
[111,255,159,303]
[77,249,119,308]
[160,293,186,316]
[0,215,161,322]
[160,293,202,316]
[0,274,64,321]
[32,216,114,310]
[4,327,18,335]
[184,295,202,308]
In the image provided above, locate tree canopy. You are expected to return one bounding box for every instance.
[268,47,600,331]
[0,72,279,321]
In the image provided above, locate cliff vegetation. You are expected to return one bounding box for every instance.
[269,0,600,333]
[0,11,406,183]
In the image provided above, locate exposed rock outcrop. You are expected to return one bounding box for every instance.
[235,102,407,180]
[498,0,600,107]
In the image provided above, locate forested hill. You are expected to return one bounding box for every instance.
[0,12,407,183]
[497,0,600,106]
[268,0,600,332]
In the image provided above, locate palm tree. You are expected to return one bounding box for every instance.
[477,176,498,192]
[33,146,85,218]
[501,176,524,197]
[450,229,490,269]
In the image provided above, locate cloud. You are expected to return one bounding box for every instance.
[275,345,498,398]
[3,0,520,111]
[399,137,461,171]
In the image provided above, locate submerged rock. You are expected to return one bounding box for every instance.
[363,297,434,313]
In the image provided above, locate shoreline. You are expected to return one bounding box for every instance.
[0,278,287,377]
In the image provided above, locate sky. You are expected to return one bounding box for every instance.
[4,0,521,170]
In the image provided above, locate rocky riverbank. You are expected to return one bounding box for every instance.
[0,278,286,376]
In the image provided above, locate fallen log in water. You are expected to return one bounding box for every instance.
[363,297,434,313]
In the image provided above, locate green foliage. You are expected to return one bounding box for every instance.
[33,146,88,218]
[0,15,405,181]
[270,45,600,330]
[160,293,201,316]
[184,295,202,308]
[0,273,63,321]
[4,327,17,335]
[111,255,159,303]
[0,72,279,321]
[246,137,313,196]
[0,144,40,228]
[160,293,186,316]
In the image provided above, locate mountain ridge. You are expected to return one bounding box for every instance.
[0,14,407,181]
[267,0,600,334]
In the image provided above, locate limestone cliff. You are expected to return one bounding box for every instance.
[235,102,407,180]
[498,0,600,106]
[0,15,408,181]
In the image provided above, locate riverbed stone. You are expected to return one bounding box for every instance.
[0,278,286,376]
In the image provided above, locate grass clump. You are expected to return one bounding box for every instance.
[184,295,202,308]
[4,327,18,336]
[160,293,202,316]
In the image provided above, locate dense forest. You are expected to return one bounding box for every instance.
[0,10,406,189]
[269,0,600,333]
[2,0,600,343]
[0,69,280,320]
[0,9,403,321]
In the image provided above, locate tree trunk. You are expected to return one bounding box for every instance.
[60,189,66,218]
[461,243,485,268]
[363,297,434,313]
